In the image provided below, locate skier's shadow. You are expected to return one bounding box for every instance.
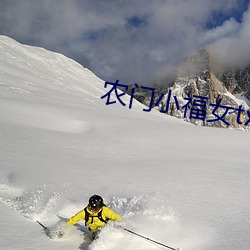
[74,224,93,250]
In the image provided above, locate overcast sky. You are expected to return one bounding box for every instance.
[0,0,249,86]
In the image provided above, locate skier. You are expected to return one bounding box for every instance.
[66,194,121,239]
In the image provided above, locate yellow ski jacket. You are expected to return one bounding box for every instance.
[67,206,121,233]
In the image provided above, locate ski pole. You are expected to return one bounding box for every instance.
[37,220,48,231]
[122,227,180,250]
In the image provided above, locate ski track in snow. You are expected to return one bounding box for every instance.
[0,99,91,134]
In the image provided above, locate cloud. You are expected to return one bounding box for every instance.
[0,0,249,85]
[209,4,250,69]
[200,18,240,45]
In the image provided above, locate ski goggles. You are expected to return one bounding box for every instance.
[89,205,101,212]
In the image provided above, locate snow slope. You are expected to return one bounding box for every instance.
[0,35,250,250]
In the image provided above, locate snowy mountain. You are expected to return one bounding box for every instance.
[0,36,250,250]
[126,49,250,130]
[217,65,250,100]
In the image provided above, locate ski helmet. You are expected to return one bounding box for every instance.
[89,195,104,210]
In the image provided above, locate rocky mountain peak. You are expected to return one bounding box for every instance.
[126,48,250,130]
[177,48,210,78]
[175,48,226,104]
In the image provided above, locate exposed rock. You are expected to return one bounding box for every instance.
[126,49,250,130]
[217,66,250,99]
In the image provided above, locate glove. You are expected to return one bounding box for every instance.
[55,223,71,238]
[56,230,64,238]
